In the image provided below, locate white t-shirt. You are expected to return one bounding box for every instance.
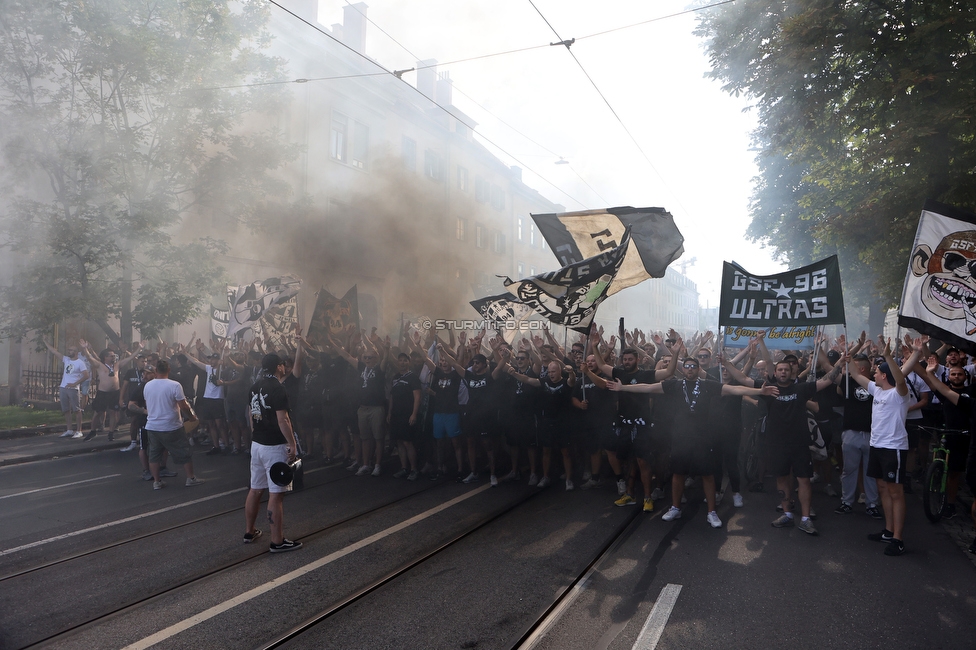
[905,372,929,421]
[145,378,187,431]
[60,355,87,388]
[202,364,225,400]
[868,382,910,450]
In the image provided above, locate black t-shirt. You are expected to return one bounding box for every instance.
[943,386,975,430]
[705,366,757,424]
[121,367,144,401]
[760,380,817,445]
[574,373,616,427]
[612,367,656,423]
[464,370,493,414]
[390,371,421,417]
[249,376,289,446]
[298,370,326,415]
[662,378,723,443]
[319,355,348,403]
[357,362,387,407]
[538,374,573,420]
[430,368,461,414]
[169,363,196,400]
[840,376,873,432]
[129,382,148,428]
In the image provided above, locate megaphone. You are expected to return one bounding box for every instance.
[269,458,303,488]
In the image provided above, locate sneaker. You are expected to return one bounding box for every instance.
[565,479,574,491]
[615,494,636,507]
[205,447,221,456]
[528,473,539,486]
[651,488,665,501]
[141,470,153,481]
[269,539,303,553]
[83,430,97,441]
[776,499,795,513]
[616,479,626,496]
[732,493,744,508]
[643,498,654,512]
[455,472,465,483]
[428,471,440,481]
[537,476,551,488]
[810,472,820,484]
[490,474,498,487]
[462,472,478,484]
[662,506,682,521]
[715,491,725,506]
[60,430,75,438]
[159,468,178,478]
[501,470,519,482]
[185,477,205,487]
[355,464,371,476]
[825,484,838,497]
[346,460,359,472]
[582,471,592,482]
[797,518,818,535]
[243,529,263,544]
[771,514,794,528]
[407,471,419,481]
[868,529,894,542]
[392,468,408,479]
[857,492,866,504]
[371,465,381,477]
[942,503,957,519]
[580,478,601,490]
[153,480,165,490]
[71,431,85,439]
[884,539,906,556]
[420,462,433,474]
[707,511,722,529]
[834,503,853,514]
[865,506,883,519]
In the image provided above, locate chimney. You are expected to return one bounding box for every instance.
[416,59,437,100]
[436,71,453,106]
[342,2,368,54]
[286,0,320,25]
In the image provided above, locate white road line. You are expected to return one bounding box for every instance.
[0,488,248,557]
[0,474,121,500]
[632,583,682,650]
[123,484,492,650]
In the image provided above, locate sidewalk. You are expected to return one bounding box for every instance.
[0,423,130,466]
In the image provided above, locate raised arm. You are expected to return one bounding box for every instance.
[503,361,541,387]
[882,338,909,396]
[606,378,663,394]
[916,364,962,406]
[814,356,845,391]
[654,334,682,381]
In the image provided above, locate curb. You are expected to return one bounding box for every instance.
[0,421,96,441]
[0,438,131,467]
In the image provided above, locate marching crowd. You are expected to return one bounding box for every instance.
[41,321,976,557]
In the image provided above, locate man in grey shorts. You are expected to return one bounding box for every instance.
[144,359,205,490]
[43,339,89,439]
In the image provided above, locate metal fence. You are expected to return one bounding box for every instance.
[21,367,96,404]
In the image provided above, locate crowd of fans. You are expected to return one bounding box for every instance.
[41,321,976,557]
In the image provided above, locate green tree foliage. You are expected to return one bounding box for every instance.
[696,0,976,325]
[0,0,296,344]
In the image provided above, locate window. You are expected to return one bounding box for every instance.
[456,217,467,241]
[475,176,489,203]
[402,136,416,172]
[492,231,506,254]
[330,113,348,162]
[351,121,369,169]
[490,185,505,211]
[457,166,469,191]
[517,215,524,242]
[529,222,536,247]
[425,150,444,182]
[529,266,537,276]
[475,223,485,249]
[517,262,525,279]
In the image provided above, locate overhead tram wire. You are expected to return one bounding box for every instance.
[339,1,612,207]
[266,0,590,210]
[524,0,696,218]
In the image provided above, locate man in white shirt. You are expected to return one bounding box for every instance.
[144,359,205,490]
[44,339,89,439]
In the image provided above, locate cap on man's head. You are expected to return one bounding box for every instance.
[877,361,894,384]
[783,354,799,363]
[826,350,841,364]
[262,353,284,372]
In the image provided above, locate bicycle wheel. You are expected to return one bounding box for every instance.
[923,460,947,524]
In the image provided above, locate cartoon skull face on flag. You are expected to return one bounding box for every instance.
[226,276,302,339]
[909,229,976,334]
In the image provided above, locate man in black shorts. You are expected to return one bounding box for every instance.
[388,353,422,480]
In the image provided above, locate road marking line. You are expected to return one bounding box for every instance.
[0,488,248,557]
[123,484,492,650]
[0,474,121,500]
[632,583,682,650]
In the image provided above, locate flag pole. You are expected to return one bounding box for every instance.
[844,323,850,399]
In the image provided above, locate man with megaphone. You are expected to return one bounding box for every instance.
[244,353,303,553]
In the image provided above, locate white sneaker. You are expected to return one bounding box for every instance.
[715,491,725,506]
[650,488,665,500]
[537,476,551,488]
[61,430,75,438]
[462,472,478,483]
[528,473,539,486]
[501,470,518,482]
[662,506,682,521]
[356,464,371,476]
[857,492,866,504]
[811,472,820,484]
[733,493,744,508]
[707,511,722,528]
[616,479,626,496]
[185,477,205,487]
[120,441,138,452]
[582,471,592,482]
[490,474,498,487]
[565,479,574,491]
[70,431,84,439]
[371,464,381,477]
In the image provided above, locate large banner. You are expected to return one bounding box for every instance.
[306,286,360,350]
[502,229,631,333]
[226,275,302,339]
[210,303,230,340]
[256,296,299,351]
[723,325,817,350]
[898,200,976,355]
[469,293,538,344]
[719,256,846,327]
[530,207,684,295]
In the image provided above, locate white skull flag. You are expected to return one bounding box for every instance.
[530,207,684,295]
[469,293,537,344]
[898,200,976,354]
[226,275,302,339]
[210,303,230,340]
[502,228,632,333]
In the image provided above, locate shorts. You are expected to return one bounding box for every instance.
[538,417,566,448]
[462,409,496,437]
[905,420,924,448]
[80,380,91,398]
[768,441,814,479]
[607,421,653,460]
[224,396,250,425]
[670,443,719,477]
[867,446,908,485]
[92,389,121,413]
[357,405,386,441]
[431,412,462,440]
[59,386,82,413]
[197,397,226,421]
[389,413,418,442]
[580,423,608,454]
[138,425,150,451]
[944,432,972,473]
[250,441,292,493]
[147,427,192,466]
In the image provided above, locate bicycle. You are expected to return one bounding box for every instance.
[917,425,967,524]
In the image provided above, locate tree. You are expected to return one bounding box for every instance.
[0,0,296,344]
[696,0,976,329]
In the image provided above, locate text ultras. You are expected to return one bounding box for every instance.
[729,269,829,321]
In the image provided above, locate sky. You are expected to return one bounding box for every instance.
[310,0,787,306]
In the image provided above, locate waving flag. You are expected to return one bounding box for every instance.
[226,275,302,339]
[469,293,537,344]
[306,286,360,350]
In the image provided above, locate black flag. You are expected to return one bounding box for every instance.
[719,256,846,327]
[502,229,631,333]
